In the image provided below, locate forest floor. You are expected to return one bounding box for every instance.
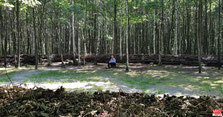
[0,63,222,98]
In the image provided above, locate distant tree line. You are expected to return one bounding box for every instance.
[0,0,222,72]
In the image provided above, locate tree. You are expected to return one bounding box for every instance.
[174,0,178,55]
[153,9,156,55]
[33,7,38,70]
[125,0,129,72]
[0,0,222,70]
[218,0,221,70]
[158,0,164,66]
[197,0,202,73]
[16,0,20,68]
[72,0,77,65]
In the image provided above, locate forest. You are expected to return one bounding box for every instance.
[0,0,223,116]
[0,0,222,72]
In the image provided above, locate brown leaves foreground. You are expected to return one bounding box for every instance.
[0,86,222,117]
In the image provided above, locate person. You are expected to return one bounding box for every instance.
[108,55,116,68]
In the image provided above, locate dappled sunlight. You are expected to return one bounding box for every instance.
[210,83,219,87]
[1,64,223,97]
[214,80,223,84]
[113,72,119,76]
[179,85,197,91]
[142,70,171,79]
[201,80,212,84]
[126,71,138,77]
[19,81,115,91]
[59,70,72,73]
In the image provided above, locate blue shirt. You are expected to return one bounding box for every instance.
[109,58,116,63]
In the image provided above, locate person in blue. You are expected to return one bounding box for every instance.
[108,55,116,68]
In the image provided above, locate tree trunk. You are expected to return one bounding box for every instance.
[153,10,156,54]
[113,0,117,54]
[198,0,202,73]
[174,0,178,55]
[33,8,38,70]
[82,27,87,65]
[4,15,8,67]
[158,0,164,66]
[204,0,208,55]
[72,0,77,65]
[0,7,6,67]
[78,26,81,64]
[16,0,20,68]
[218,0,221,70]
[26,12,31,55]
[125,0,129,72]
[120,17,123,61]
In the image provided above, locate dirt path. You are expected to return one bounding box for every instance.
[0,64,222,98]
[10,70,45,84]
[0,66,141,93]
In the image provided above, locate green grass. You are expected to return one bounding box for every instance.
[0,66,43,83]
[0,68,22,83]
[0,75,11,83]
[22,66,223,95]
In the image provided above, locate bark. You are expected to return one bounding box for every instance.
[26,12,31,55]
[16,0,20,68]
[78,26,81,64]
[218,0,221,69]
[153,11,156,54]
[125,0,129,72]
[113,0,117,54]
[174,0,178,55]
[0,7,6,67]
[72,0,77,65]
[120,18,123,61]
[159,0,164,66]
[204,0,208,55]
[198,0,202,73]
[33,8,38,70]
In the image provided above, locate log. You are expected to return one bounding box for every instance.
[0,54,223,67]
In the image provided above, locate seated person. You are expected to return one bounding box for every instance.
[108,55,116,68]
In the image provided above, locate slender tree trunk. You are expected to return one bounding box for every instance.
[78,26,81,64]
[113,0,117,54]
[198,0,202,73]
[0,7,2,57]
[0,7,6,67]
[125,0,129,72]
[158,0,164,66]
[153,10,156,54]
[95,19,100,65]
[120,18,123,61]
[46,28,51,66]
[33,8,38,70]
[16,0,20,68]
[186,4,191,54]
[94,4,98,65]
[26,12,31,55]
[204,0,208,55]
[4,16,8,67]
[218,0,221,70]
[82,27,87,65]
[59,26,64,66]
[174,0,178,55]
[72,0,77,65]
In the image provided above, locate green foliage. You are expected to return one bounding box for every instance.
[106,35,113,40]
[145,0,160,11]
[0,1,14,9]
[21,0,41,7]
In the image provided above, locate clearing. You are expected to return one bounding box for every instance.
[0,63,222,97]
